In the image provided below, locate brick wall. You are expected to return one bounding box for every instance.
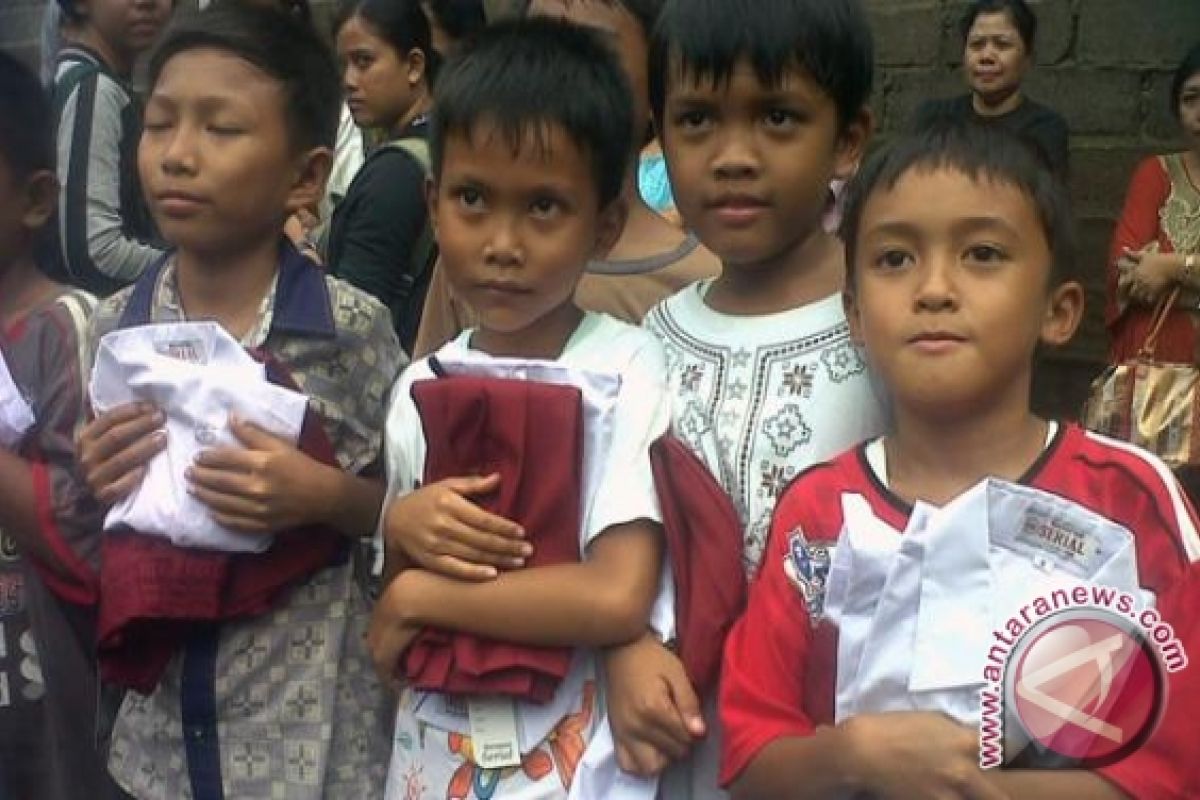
[4,0,1198,416]
[867,0,1200,417]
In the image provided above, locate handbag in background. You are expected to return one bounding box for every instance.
[1083,287,1200,468]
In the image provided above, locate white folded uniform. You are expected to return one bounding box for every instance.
[392,341,672,800]
[89,322,309,553]
[827,478,1149,726]
[0,348,35,449]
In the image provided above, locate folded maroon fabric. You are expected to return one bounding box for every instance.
[650,435,746,696]
[97,355,348,694]
[403,374,584,703]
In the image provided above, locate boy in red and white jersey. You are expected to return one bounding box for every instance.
[721,121,1200,800]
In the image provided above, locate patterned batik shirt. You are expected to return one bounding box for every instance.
[96,246,406,800]
[645,281,888,575]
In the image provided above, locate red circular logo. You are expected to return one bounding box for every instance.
[1006,609,1164,767]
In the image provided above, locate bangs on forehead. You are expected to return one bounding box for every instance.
[454,116,576,165]
[649,0,873,128]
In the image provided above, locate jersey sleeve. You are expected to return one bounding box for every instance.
[1092,450,1200,799]
[21,295,103,604]
[719,487,819,787]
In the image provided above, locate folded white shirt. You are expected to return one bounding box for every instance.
[0,348,35,449]
[829,478,1148,726]
[90,322,309,553]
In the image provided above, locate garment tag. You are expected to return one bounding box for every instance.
[468,696,522,769]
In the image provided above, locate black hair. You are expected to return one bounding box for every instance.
[56,0,85,26]
[535,0,660,38]
[1170,43,1200,122]
[649,0,873,131]
[424,0,487,44]
[336,0,438,81]
[145,3,340,151]
[840,120,1076,291]
[430,16,634,208]
[0,50,54,178]
[960,0,1036,52]
[277,0,314,24]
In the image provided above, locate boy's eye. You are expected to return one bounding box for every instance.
[964,244,1008,264]
[143,119,172,132]
[763,108,800,128]
[351,54,374,70]
[455,187,484,210]
[674,109,712,131]
[873,249,913,270]
[529,196,563,219]
[207,125,245,136]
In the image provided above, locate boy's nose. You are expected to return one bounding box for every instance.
[712,131,760,180]
[914,260,958,310]
[160,129,199,174]
[483,220,523,267]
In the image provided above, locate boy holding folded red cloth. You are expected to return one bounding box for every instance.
[371,17,678,800]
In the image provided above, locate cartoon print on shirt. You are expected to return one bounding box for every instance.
[783,527,833,623]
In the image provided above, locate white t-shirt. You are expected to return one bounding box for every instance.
[381,312,673,800]
[645,282,889,575]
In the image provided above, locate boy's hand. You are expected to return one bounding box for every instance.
[842,711,1009,800]
[186,416,330,534]
[604,632,706,776]
[77,403,167,506]
[368,571,422,685]
[384,474,529,581]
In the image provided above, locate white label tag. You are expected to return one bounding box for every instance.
[468,696,522,770]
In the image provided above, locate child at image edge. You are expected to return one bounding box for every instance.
[370,17,672,800]
[74,5,406,798]
[721,123,1200,799]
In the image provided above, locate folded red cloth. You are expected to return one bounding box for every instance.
[97,355,348,694]
[403,374,584,703]
[650,435,746,696]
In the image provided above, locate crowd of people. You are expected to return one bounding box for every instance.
[0,0,1198,798]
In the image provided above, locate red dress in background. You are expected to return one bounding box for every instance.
[1106,153,1200,363]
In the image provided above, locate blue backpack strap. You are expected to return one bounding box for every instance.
[117,253,173,328]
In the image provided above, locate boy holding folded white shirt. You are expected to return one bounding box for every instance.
[721,121,1200,800]
[74,5,405,798]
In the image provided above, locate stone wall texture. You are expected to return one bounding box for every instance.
[4,0,1199,417]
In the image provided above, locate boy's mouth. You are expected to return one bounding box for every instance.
[908,331,967,353]
[155,191,208,216]
[709,194,769,226]
[475,279,532,296]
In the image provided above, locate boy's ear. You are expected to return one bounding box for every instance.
[593,197,628,260]
[21,170,58,231]
[406,48,427,86]
[832,107,873,182]
[285,147,333,216]
[1039,280,1085,348]
[842,286,866,348]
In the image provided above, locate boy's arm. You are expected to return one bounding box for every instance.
[370,518,662,674]
[0,453,57,569]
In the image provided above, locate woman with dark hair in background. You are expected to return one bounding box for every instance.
[912,0,1069,175]
[1107,45,1200,370]
[330,0,436,353]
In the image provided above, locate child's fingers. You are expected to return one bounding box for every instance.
[434,530,527,569]
[663,668,706,738]
[441,514,531,560]
[84,429,167,500]
[427,554,499,582]
[186,463,254,495]
[209,511,272,535]
[450,495,524,540]
[615,741,669,778]
[443,472,503,498]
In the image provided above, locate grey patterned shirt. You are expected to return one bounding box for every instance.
[90,248,406,799]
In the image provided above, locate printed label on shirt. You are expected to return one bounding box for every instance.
[155,338,207,365]
[468,696,522,770]
[783,527,833,622]
[1000,508,1112,579]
